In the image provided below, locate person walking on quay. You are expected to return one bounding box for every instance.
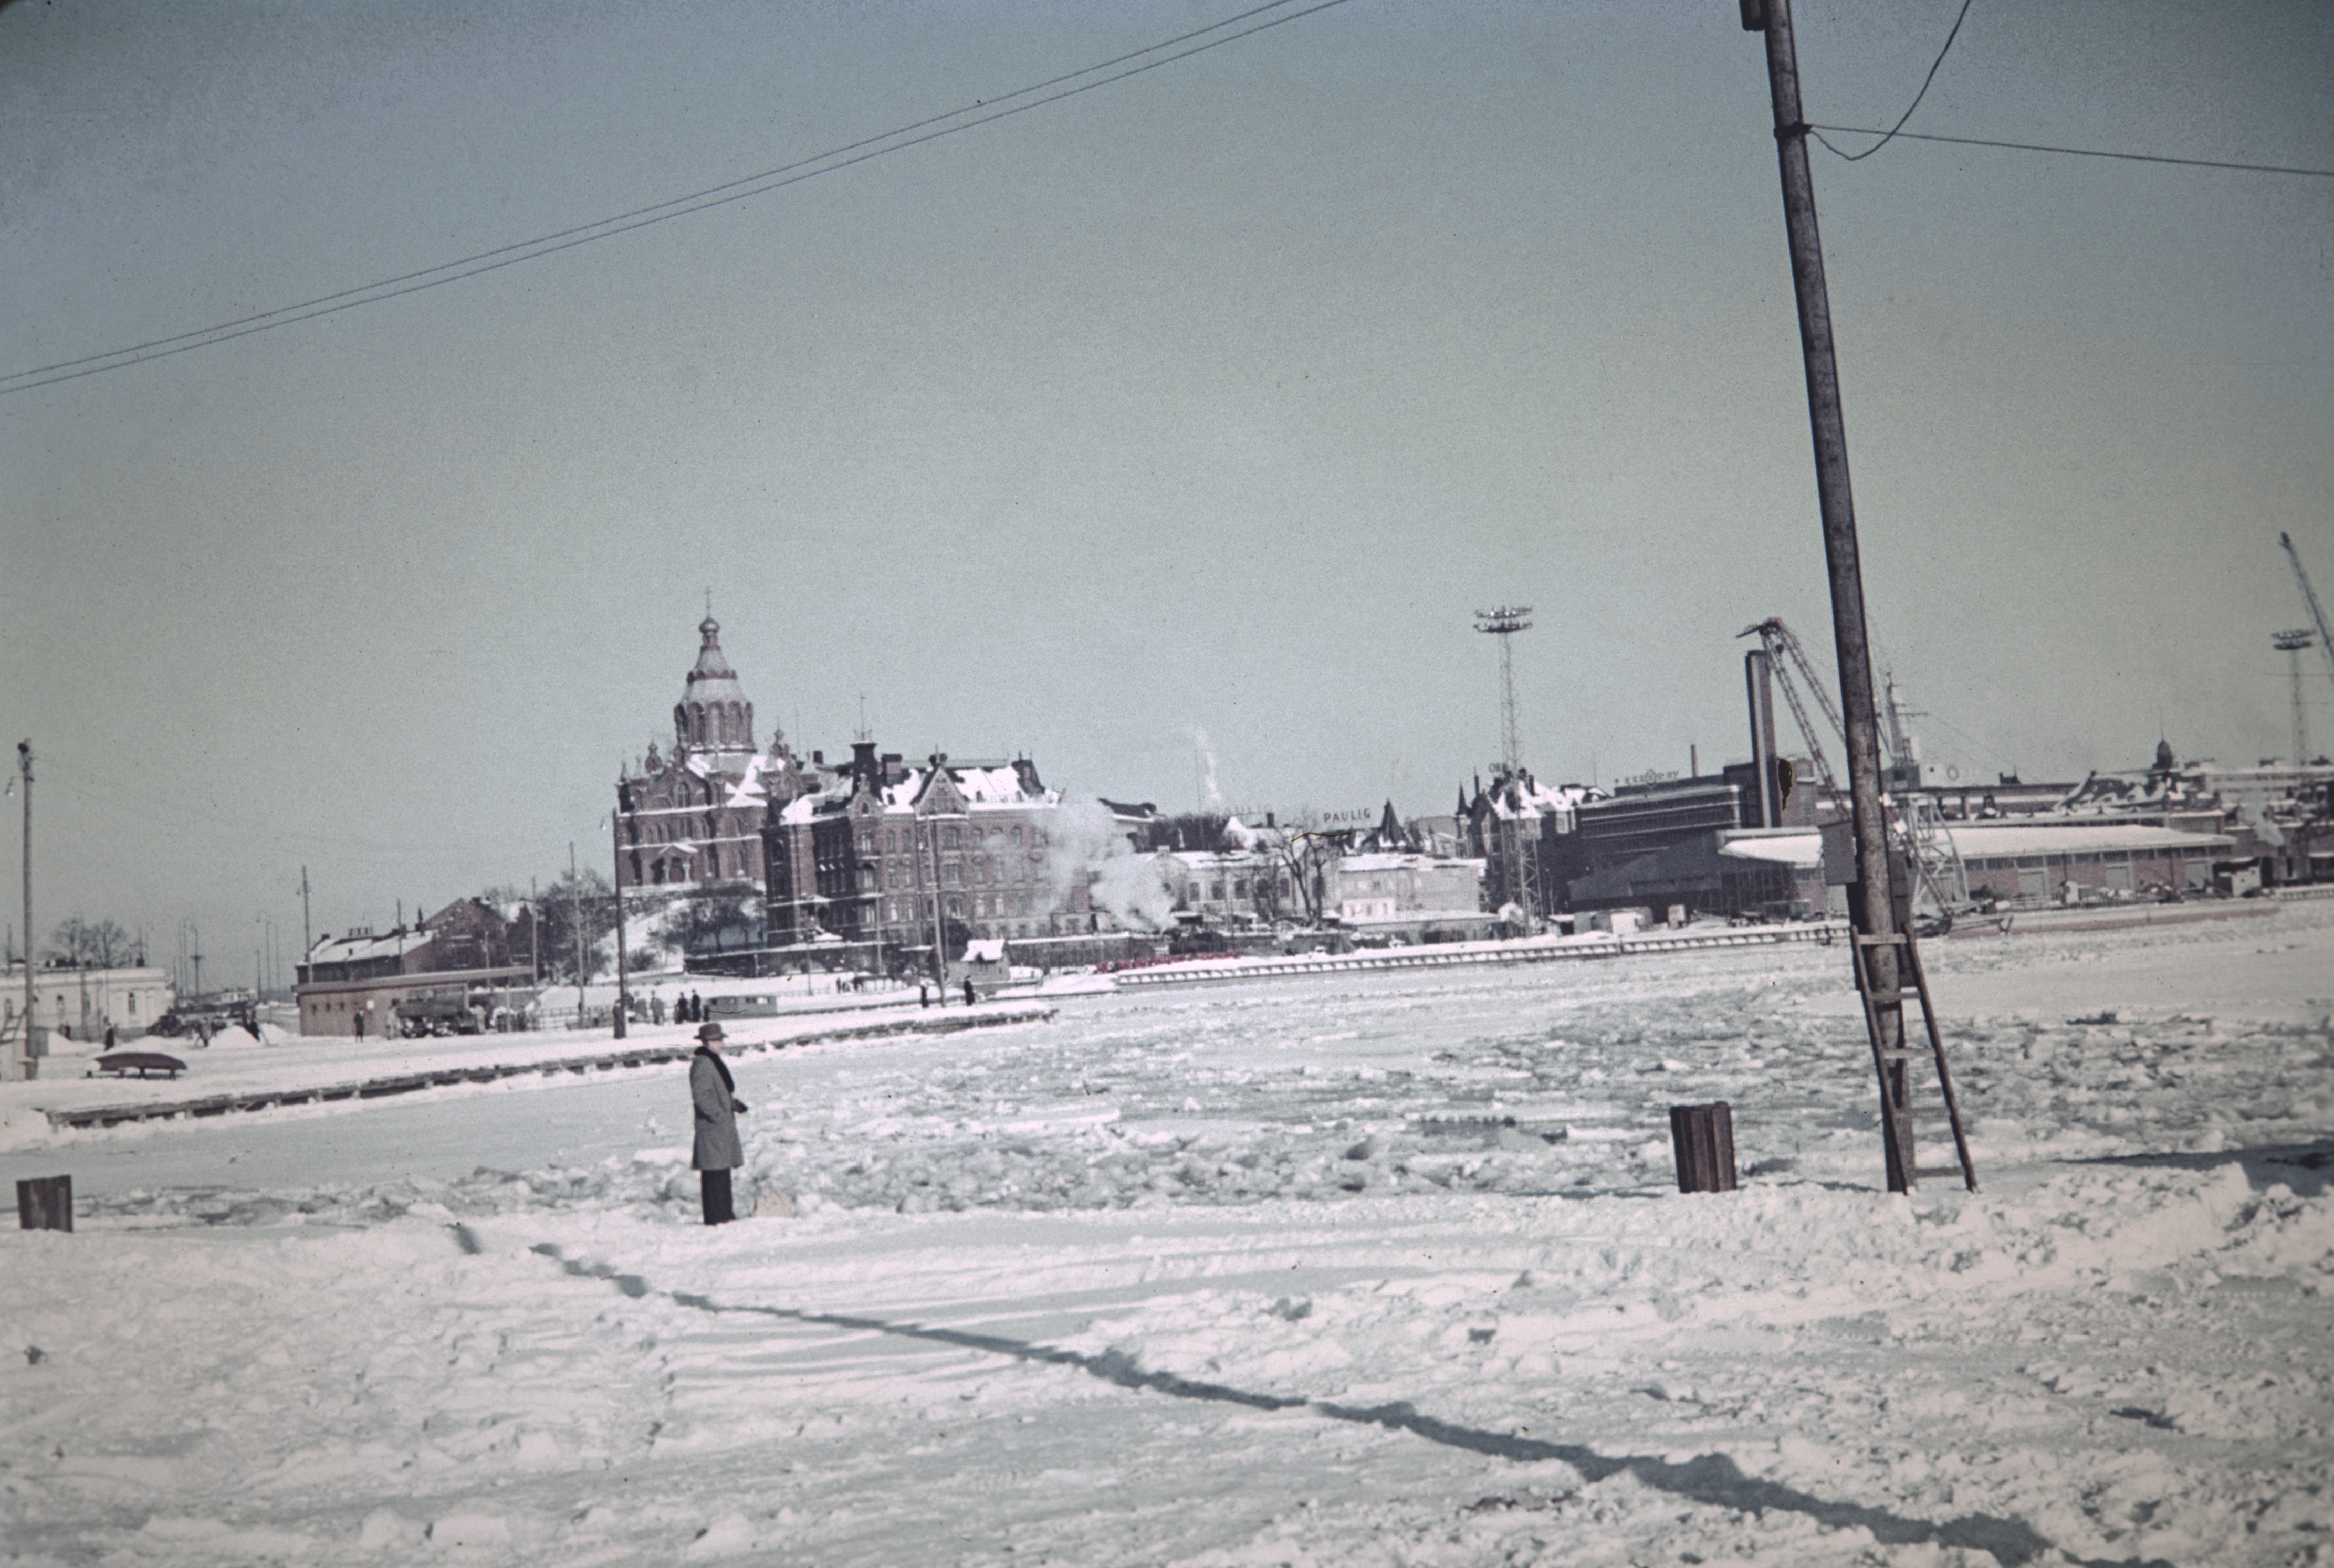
[690,1022,748,1225]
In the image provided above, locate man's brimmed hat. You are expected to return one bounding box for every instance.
[696,1022,725,1044]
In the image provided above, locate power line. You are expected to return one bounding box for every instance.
[1814,0,1973,163]
[1810,122,2334,178]
[2,0,1351,398]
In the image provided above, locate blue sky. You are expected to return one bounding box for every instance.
[3,0,2328,959]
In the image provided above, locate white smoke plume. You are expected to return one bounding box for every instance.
[1191,726,1223,808]
[1046,797,1177,934]
[1090,855,1176,934]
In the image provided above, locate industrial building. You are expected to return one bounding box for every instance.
[294,900,536,1038]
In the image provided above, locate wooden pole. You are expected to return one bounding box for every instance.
[611,808,629,1040]
[1747,0,1912,1188]
[16,741,32,1081]
[571,843,585,1027]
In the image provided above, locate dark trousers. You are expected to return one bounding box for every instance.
[700,1167,735,1226]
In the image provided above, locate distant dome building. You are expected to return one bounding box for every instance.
[616,615,801,898]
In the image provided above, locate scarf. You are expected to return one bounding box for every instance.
[694,1045,734,1092]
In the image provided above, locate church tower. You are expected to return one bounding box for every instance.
[673,615,757,771]
[617,611,779,898]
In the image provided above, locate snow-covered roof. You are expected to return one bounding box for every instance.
[307,929,424,964]
[1336,852,1473,872]
[723,753,773,808]
[1944,822,2234,858]
[1719,820,2236,871]
[877,762,1055,813]
[1718,833,1823,868]
[1160,849,1272,870]
[1481,774,1601,819]
[959,766,1043,805]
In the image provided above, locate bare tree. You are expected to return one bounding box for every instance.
[47,917,130,967]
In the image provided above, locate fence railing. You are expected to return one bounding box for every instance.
[1107,922,1848,987]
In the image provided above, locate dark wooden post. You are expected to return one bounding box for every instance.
[17,1174,72,1231]
[1745,0,1916,1190]
[1669,1104,1738,1194]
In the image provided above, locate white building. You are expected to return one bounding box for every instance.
[1156,849,1297,928]
[1,963,176,1050]
[1320,852,1487,932]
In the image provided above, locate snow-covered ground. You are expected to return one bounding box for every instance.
[6,907,2332,1565]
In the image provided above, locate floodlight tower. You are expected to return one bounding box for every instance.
[2274,629,2316,765]
[1473,607,1541,928]
[1473,606,1534,775]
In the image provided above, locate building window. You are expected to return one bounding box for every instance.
[943,825,960,850]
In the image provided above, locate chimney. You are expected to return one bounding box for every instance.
[1745,649,1781,828]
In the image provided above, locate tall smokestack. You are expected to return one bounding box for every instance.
[1745,649,1781,828]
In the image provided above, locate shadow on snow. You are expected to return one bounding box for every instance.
[524,1240,2170,1568]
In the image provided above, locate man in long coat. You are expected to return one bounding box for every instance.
[689,1022,748,1225]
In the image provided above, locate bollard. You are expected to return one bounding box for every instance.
[1668,1103,1737,1194]
[16,1175,72,1232]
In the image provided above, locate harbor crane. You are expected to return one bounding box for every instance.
[2280,533,2334,688]
[1738,618,1848,810]
[1738,618,1968,922]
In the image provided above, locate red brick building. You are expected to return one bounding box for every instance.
[765,743,1157,955]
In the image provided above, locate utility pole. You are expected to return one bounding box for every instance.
[299,866,311,970]
[15,741,32,1081]
[926,812,949,999]
[570,842,585,1028]
[1744,0,1915,1191]
[610,811,629,1040]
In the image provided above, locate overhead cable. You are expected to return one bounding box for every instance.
[1812,0,1974,163]
[1,0,1349,397]
[1810,122,2334,179]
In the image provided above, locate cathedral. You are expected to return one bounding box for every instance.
[616,614,1160,962]
[614,615,799,895]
